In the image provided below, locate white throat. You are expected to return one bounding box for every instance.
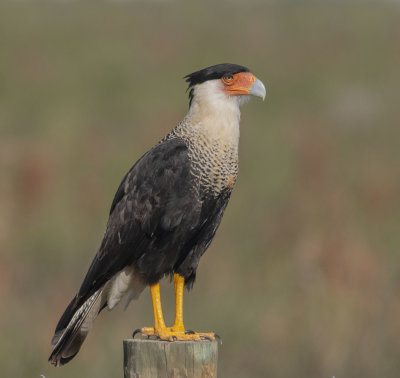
[187,80,244,147]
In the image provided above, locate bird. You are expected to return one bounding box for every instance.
[49,63,266,367]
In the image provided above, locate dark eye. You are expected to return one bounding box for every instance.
[222,74,234,84]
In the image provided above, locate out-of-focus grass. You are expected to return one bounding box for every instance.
[1,2,400,377]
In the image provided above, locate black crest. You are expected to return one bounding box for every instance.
[184,63,250,105]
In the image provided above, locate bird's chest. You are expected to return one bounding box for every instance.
[187,136,239,196]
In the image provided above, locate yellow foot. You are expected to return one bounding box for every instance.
[133,327,218,341]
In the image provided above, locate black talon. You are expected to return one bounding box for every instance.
[185,330,195,335]
[132,329,142,338]
[200,335,212,341]
[214,333,223,345]
[171,336,177,341]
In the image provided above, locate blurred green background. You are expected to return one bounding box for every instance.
[1,2,400,377]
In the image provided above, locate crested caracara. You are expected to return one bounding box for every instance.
[49,63,266,366]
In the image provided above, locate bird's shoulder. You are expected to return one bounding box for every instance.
[109,137,191,216]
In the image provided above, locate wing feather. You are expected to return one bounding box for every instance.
[54,138,197,334]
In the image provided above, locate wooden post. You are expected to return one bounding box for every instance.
[123,338,218,378]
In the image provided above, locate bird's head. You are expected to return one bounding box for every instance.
[184,63,266,109]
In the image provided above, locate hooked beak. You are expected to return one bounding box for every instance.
[249,78,266,100]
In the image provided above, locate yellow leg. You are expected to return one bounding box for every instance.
[139,282,167,336]
[171,273,185,332]
[151,283,167,331]
[137,276,217,341]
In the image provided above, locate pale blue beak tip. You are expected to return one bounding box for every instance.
[250,78,266,101]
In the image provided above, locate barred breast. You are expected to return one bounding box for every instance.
[166,118,239,197]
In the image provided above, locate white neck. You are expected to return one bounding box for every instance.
[186,80,244,146]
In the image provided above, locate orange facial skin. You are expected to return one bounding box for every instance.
[221,72,257,96]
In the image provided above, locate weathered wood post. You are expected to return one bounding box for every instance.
[123,338,218,378]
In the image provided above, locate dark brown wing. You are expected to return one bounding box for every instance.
[52,138,200,335]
